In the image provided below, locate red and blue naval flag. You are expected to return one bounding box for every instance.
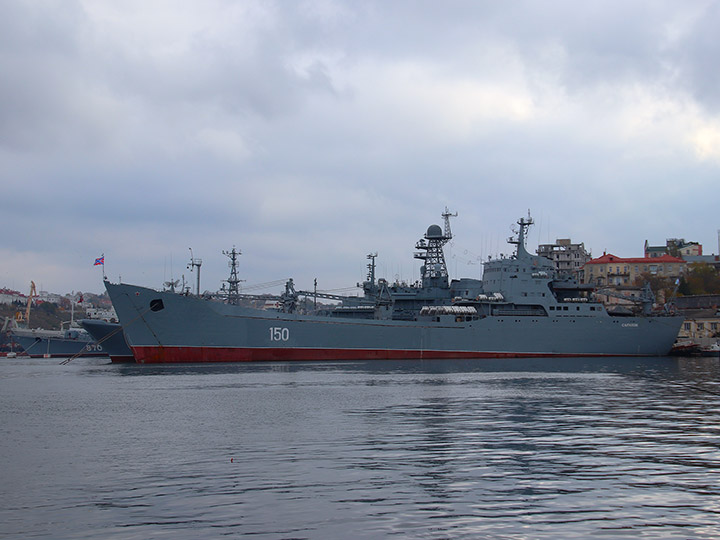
[94,256,105,266]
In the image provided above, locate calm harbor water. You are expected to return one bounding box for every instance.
[2,356,720,539]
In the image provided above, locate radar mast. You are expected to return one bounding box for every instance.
[187,248,202,295]
[414,208,456,289]
[508,211,534,259]
[222,246,244,305]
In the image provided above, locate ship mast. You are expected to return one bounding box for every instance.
[361,252,386,300]
[508,211,533,259]
[442,206,457,239]
[366,252,377,286]
[414,208,456,289]
[187,248,202,295]
[222,246,243,305]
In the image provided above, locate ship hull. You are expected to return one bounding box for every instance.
[80,319,135,363]
[106,282,684,364]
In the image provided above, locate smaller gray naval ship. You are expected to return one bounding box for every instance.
[105,211,683,363]
[10,324,105,358]
[7,286,108,358]
[79,319,134,363]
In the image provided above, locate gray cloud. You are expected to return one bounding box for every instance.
[1,0,719,295]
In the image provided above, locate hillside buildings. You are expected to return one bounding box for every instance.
[536,234,708,316]
[580,253,687,308]
[583,253,687,287]
[0,288,25,305]
[684,254,720,271]
[672,295,720,345]
[645,238,702,258]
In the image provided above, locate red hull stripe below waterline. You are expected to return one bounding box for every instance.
[130,346,634,363]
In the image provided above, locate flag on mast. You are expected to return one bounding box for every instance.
[94,255,105,266]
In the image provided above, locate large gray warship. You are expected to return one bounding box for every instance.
[105,212,684,363]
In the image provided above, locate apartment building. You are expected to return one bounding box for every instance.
[536,238,591,279]
[583,253,686,287]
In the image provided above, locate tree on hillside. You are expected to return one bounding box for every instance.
[679,263,720,295]
[677,276,692,296]
[634,272,675,303]
[36,302,58,316]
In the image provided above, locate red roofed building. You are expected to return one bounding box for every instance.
[583,253,686,287]
[0,288,25,305]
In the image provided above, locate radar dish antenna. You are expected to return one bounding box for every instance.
[164,279,180,293]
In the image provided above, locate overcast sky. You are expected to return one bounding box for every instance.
[2,0,720,296]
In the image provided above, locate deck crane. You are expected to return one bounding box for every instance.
[595,283,655,315]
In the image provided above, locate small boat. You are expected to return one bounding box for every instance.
[700,342,720,357]
[669,340,720,357]
[669,340,701,356]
